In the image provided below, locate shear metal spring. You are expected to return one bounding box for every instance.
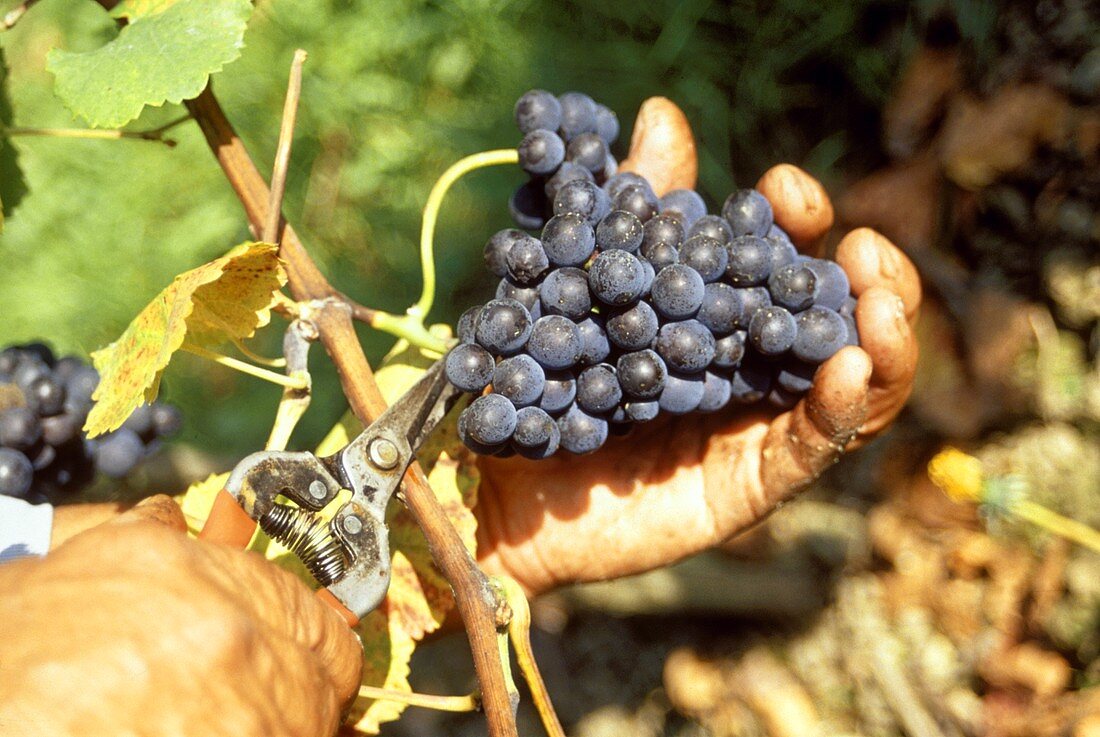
[259,503,348,586]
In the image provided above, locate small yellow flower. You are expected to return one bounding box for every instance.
[928,447,985,503]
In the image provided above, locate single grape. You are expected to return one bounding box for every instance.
[13,358,49,391]
[539,266,592,319]
[650,264,705,320]
[0,407,41,450]
[688,214,733,246]
[577,363,621,413]
[839,295,857,318]
[492,354,546,407]
[776,360,816,393]
[152,404,183,438]
[842,313,859,347]
[605,300,658,351]
[496,278,541,314]
[457,306,480,343]
[638,259,656,297]
[639,240,679,271]
[730,361,773,403]
[712,330,747,370]
[19,342,55,366]
[767,386,801,409]
[544,162,595,202]
[557,404,608,455]
[475,299,533,356]
[596,210,644,253]
[576,315,611,365]
[557,92,598,140]
[122,403,156,440]
[527,315,583,370]
[726,235,773,286]
[65,366,99,405]
[612,184,659,222]
[698,370,733,413]
[518,129,566,175]
[697,282,744,335]
[658,372,705,414]
[722,189,774,236]
[463,394,518,446]
[804,259,851,311]
[679,235,729,283]
[792,306,848,363]
[739,286,772,322]
[505,234,549,285]
[25,374,65,416]
[445,344,496,393]
[616,349,667,399]
[765,231,798,271]
[484,229,525,278]
[40,412,80,446]
[624,400,659,422]
[655,320,716,373]
[94,428,145,479]
[659,189,707,228]
[539,371,577,414]
[748,306,797,356]
[768,262,819,311]
[513,406,561,459]
[515,90,563,134]
[565,132,608,174]
[603,171,651,199]
[541,213,596,267]
[0,348,20,375]
[594,104,619,144]
[0,447,33,499]
[588,249,646,306]
[553,179,610,226]
[510,180,549,230]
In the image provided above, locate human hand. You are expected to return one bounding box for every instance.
[474,98,921,596]
[0,496,362,737]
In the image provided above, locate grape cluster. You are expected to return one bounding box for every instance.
[446,91,860,459]
[0,343,182,502]
[509,89,619,230]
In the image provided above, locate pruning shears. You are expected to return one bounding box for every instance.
[201,358,460,624]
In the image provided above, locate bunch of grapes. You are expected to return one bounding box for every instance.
[0,343,182,502]
[445,91,860,460]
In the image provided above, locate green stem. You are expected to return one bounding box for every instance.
[2,114,192,146]
[370,310,451,355]
[413,148,519,320]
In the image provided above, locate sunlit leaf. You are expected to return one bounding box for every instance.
[47,0,252,128]
[85,243,285,437]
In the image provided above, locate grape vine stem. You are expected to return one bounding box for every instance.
[1,114,190,146]
[182,85,520,737]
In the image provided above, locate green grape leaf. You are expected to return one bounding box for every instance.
[0,49,28,226]
[85,243,285,437]
[46,0,252,128]
[110,0,183,20]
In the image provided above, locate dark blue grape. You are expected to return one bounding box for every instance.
[510,180,549,230]
[514,408,561,459]
[726,235,773,286]
[765,231,798,271]
[679,235,728,283]
[642,214,683,251]
[457,306,480,343]
[655,320,716,373]
[730,361,773,403]
[659,189,707,228]
[792,306,848,363]
[638,259,655,297]
[804,259,851,311]
[650,264,705,320]
[539,266,591,319]
[739,286,772,322]
[577,363,621,413]
[496,277,541,314]
[25,374,65,416]
[776,360,816,393]
[462,394,517,446]
[544,162,595,202]
[596,210,643,253]
[513,406,557,448]
[445,344,496,393]
[505,234,549,285]
[492,354,545,407]
[65,366,99,404]
[152,404,182,438]
[541,213,596,267]
[768,262,819,311]
[553,179,611,226]
[515,90,563,134]
[722,189,773,236]
[639,240,679,271]
[12,358,48,391]
[94,428,144,478]
[518,129,565,175]
[539,371,577,414]
[576,316,611,365]
[842,313,859,347]
[40,412,80,446]
[19,342,54,366]
[616,349,666,399]
[458,411,506,455]
[558,92,598,140]
[688,215,733,246]
[748,306,797,356]
[712,330,747,371]
[658,372,705,414]
[475,299,533,356]
[624,400,659,422]
[52,356,83,382]
[768,386,801,409]
[612,184,659,222]
[484,229,525,278]
[527,315,582,370]
[0,448,33,499]
[839,295,857,318]
[557,404,608,454]
[605,301,658,351]
[0,407,41,450]
[604,171,652,199]
[589,250,645,306]
[122,403,156,440]
[697,282,744,335]
[698,371,733,413]
[565,132,608,174]
[594,104,619,144]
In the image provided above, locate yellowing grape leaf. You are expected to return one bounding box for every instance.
[110,0,182,19]
[85,243,285,437]
[176,472,230,536]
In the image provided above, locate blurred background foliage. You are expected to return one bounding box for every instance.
[0,0,934,460]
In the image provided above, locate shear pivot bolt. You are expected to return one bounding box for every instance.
[369,438,399,469]
[308,480,328,501]
[342,515,363,535]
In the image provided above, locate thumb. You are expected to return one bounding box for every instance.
[109,494,188,533]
